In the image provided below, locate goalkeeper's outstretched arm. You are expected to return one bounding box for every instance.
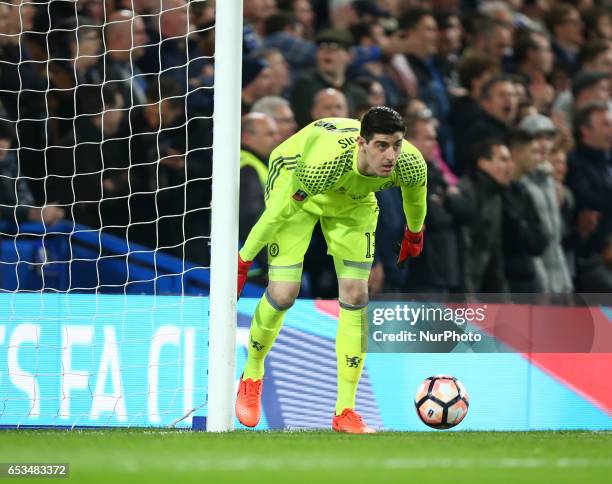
[400,184,427,233]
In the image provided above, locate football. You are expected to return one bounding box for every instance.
[414,375,469,429]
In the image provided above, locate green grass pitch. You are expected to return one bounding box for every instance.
[1,430,611,483]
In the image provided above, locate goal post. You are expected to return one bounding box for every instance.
[207,0,243,433]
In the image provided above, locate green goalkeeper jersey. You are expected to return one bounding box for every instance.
[240,117,427,262]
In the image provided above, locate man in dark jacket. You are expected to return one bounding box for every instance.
[450,53,500,175]
[412,115,472,292]
[566,102,612,258]
[457,76,518,175]
[503,130,549,292]
[47,85,128,232]
[460,139,513,293]
[398,8,454,166]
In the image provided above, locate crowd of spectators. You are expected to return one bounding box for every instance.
[0,0,611,293]
[239,0,612,295]
[0,0,215,264]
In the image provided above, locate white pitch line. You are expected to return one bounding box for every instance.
[101,457,612,473]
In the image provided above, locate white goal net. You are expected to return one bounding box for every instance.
[0,0,221,428]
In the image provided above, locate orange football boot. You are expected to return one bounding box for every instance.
[332,408,376,434]
[235,375,263,427]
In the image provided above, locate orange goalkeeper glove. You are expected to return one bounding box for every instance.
[237,254,253,299]
[396,227,424,268]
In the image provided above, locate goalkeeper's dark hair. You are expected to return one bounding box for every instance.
[360,106,405,142]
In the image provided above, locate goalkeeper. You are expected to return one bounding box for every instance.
[236,106,427,433]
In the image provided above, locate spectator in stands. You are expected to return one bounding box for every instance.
[240,113,280,270]
[545,3,584,78]
[398,8,454,165]
[138,0,212,115]
[434,11,463,86]
[566,102,612,258]
[451,54,501,174]
[572,71,611,111]
[290,28,368,127]
[0,0,48,203]
[349,20,403,108]
[399,114,470,292]
[582,6,612,42]
[504,130,550,292]
[189,0,215,29]
[0,121,64,226]
[518,113,574,293]
[48,18,101,93]
[0,0,44,121]
[578,40,612,74]
[466,18,513,69]
[49,84,129,231]
[328,0,363,30]
[478,0,514,27]
[264,11,405,94]
[244,0,278,54]
[97,10,149,108]
[130,78,186,192]
[405,100,458,187]
[120,78,186,247]
[352,77,386,117]
[47,17,103,141]
[458,76,518,174]
[513,29,556,113]
[277,0,316,39]
[242,57,275,114]
[310,88,349,120]
[251,96,298,142]
[521,113,556,165]
[552,39,612,125]
[550,142,577,280]
[459,139,512,293]
[130,0,163,41]
[355,77,386,107]
[263,11,315,78]
[80,0,106,26]
[253,47,292,97]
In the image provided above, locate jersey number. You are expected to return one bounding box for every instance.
[365,232,375,259]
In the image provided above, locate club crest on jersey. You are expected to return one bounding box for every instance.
[269,243,280,257]
[292,190,307,201]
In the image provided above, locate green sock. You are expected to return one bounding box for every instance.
[242,292,288,380]
[335,304,367,415]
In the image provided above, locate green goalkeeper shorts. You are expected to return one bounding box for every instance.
[266,180,378,283]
